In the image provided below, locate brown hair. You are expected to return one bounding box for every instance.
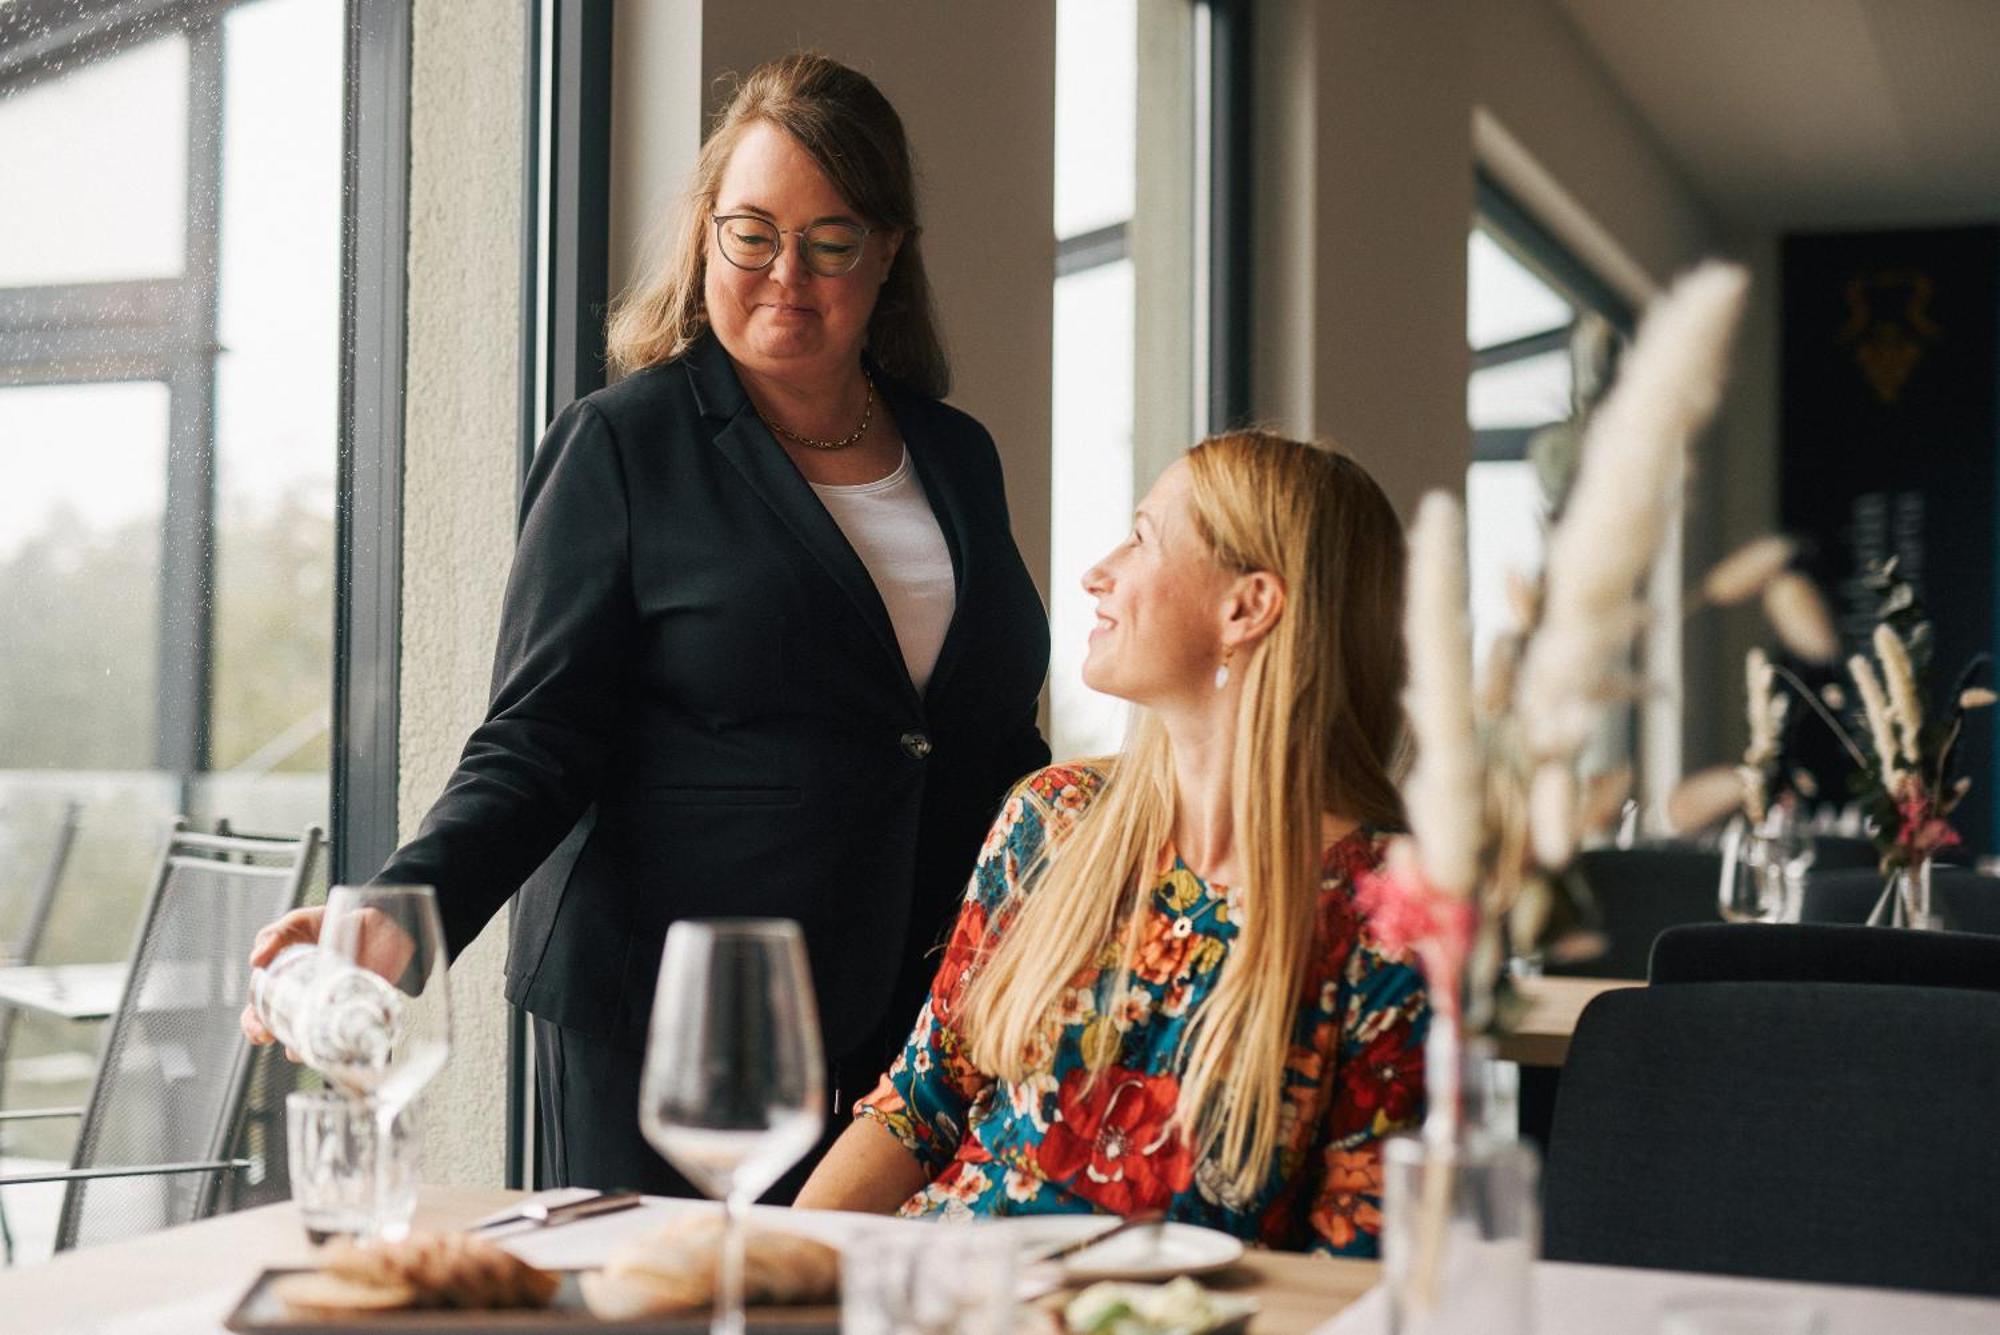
[605,53,950,397]
[963,430,1408,1197]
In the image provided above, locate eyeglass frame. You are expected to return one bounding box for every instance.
[710,213,876,277]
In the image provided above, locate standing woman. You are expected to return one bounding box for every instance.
[798,433,1426,1254]
[245,54,1049,1198]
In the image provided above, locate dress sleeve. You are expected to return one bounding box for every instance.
[855,768,1085,1176]
[1307,930,1429,1257]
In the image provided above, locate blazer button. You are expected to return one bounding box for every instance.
[900,731,933,760]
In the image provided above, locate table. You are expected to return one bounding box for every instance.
[0,962,128,1023]
[1492,974,1636,1068]
[0,1185,1381,1335]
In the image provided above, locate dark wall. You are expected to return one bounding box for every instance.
[1780,225,2000,858]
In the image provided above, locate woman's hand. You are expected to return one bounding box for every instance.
[240,906,325,1051]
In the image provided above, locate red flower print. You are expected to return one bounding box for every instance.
[930,900,988,1025]
[1310,1148,1383,1251]
[1037,1065,1195,1215]
[1331,1027,1423,1138]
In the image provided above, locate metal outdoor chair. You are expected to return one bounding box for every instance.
[0,821,322,1252]
[0,799,83,1263]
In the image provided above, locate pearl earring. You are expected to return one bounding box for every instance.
[1214,645,1234,691]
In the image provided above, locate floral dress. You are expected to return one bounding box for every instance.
[855,763,1428,1255]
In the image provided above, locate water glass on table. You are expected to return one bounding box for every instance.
[286,1089,417,1245]
[842,1226,1017,1335]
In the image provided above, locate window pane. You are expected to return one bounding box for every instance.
[0,34,190,286]
[0,381,168,769]
[210,0,342,784]
[1467,229,1572,350]
[1469,348,1572,430]
[1051,260,1136,757]
[1055,0,1136,239]
[1465,459,1545,671]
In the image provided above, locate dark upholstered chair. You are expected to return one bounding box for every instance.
[1544,982,2000,1297]
[1800,867,2000,935]
[1548,846,1722,980]
[1649,922,2000,991]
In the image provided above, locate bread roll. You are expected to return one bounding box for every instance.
[580,1214,840,1319]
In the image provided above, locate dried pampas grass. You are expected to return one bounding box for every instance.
[1666,765,1747,834]
[1701,536,1795,607]
[1522,261,1748,759]
[1763,573,1840,665]
[1401,492,1482,896]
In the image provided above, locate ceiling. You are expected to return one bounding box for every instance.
[1554,0,2000,232]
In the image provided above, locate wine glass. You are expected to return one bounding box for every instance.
[318,883,452,1241]
[641,919,825,1335]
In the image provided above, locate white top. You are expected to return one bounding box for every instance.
[809,450,956,693]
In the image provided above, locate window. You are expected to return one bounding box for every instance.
[1051,0,1238,757]
[0,0,343,1256]
[1466,174,1637,759]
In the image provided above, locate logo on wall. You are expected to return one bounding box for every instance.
[1837,267,1943,405]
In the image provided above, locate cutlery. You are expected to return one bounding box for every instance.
[470,1190,644,1233]
[1024,1210,1168,1267]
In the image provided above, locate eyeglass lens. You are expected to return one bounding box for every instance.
[716,217,868,276]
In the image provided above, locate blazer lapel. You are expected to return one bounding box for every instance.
[895,393,976,708]
[687,338,916,702]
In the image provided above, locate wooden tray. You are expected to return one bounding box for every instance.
[222,1270,841,1335]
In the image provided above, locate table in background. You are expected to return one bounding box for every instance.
[0,962,128,1023]
[1494,975,1636,1068]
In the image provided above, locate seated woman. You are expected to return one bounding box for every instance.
[794,430,1427,1254]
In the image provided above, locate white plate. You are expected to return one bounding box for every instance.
[1002,1216,1246,1281]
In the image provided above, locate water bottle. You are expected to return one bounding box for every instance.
[250,944,406,1094]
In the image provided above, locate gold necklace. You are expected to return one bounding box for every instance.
[762,374,875,451]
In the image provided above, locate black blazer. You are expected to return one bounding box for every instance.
[377,334,1050,1065]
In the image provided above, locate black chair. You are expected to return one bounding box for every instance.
[1544,982,2000,1296]
[1801,866,2000,934]
[1805,834,1880,872]
[1649,922,2000,990]
[1548,846,1723,980]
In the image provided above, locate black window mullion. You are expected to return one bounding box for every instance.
[332,0,411,888]
[154,15,225,803]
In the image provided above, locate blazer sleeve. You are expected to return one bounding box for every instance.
[374,399,636,959]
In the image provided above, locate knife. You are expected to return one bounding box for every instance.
[469,1190,644,1233]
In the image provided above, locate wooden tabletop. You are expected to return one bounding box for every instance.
[1492,975,1638,1068]
[0,1185,1380,1335]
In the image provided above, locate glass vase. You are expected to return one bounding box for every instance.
[1382,1027,1539,1335]
[1892,858,1943,931]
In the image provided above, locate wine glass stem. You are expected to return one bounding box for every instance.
[372,1100,404,1243]
[714,1189,749,1335]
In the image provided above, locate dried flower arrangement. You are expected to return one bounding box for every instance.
[1360,261,1769,1060]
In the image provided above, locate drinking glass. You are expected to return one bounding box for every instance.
[1658,1294,1826,1335]
[1717,817,1786,923]
[841,1226,1015,1335]
[286,1089,417,1244]
[318,884,452,1241]
[641,919,825,1335]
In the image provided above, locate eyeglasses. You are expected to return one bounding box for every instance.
[711,214,872,277]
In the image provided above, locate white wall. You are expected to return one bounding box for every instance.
[399,0,526,1188]
[610,0,1058,600]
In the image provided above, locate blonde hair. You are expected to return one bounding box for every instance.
[605,53,950,395]
[962,431,1408,1199]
